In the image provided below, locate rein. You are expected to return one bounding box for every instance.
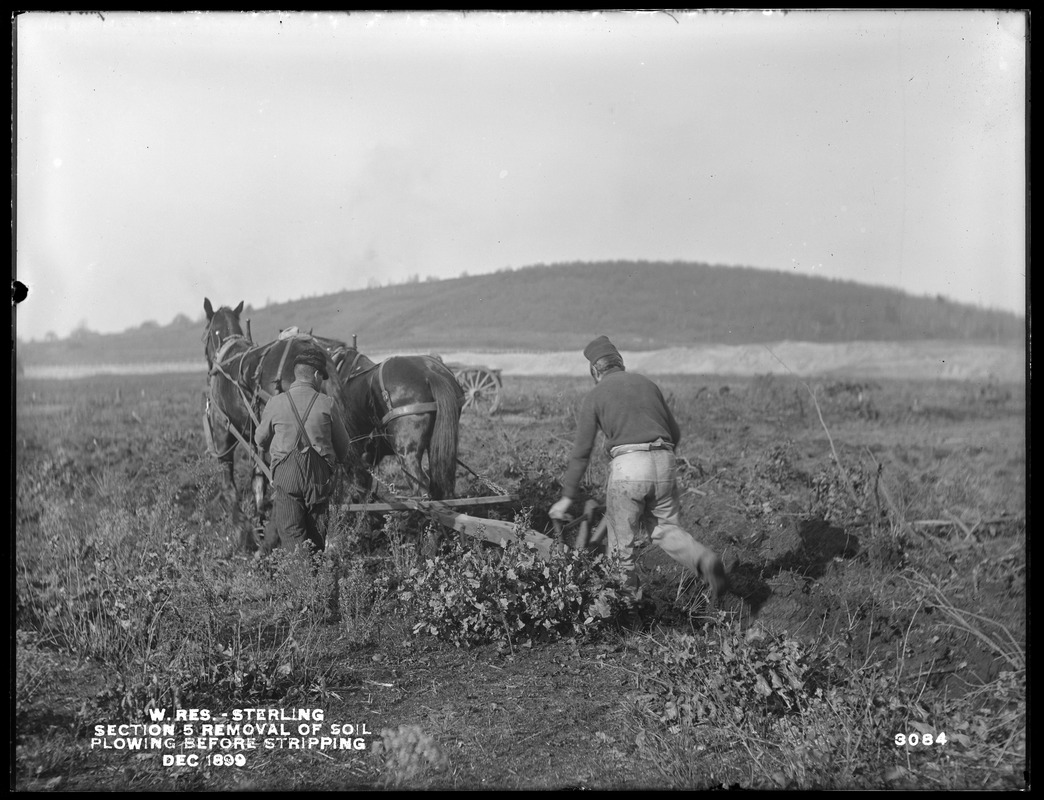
[204,328,280,479]
[203,395,237,459]
[205,393,274,482]
[328,345,373,382]
[209,338,270,431]
[209,334,252,375]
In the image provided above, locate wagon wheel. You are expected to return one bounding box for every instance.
[457,368,501,414]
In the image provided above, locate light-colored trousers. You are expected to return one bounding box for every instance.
[605,449,718,593]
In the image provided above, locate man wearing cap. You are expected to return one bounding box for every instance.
[254,344,352,555]
[549,336,727,605]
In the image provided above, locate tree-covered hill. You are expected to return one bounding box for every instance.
[17,261,1025,366]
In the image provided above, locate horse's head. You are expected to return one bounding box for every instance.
[202,298,246,369]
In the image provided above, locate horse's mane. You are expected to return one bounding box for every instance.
[312,335,377,376]
[311,334,349,353]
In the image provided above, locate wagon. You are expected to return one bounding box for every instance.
[447,363,503,414]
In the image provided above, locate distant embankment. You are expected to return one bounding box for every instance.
[20,341,1025,382]
[22,361,205,380]
[437,340,1025,381]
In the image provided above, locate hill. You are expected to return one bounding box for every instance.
[16,261,1025,367]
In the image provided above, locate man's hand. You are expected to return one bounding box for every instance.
[549,497,573,521]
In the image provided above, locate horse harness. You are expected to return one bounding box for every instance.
[204,333,318,481]
[210,333,315,407]
[327,346,438,428]
[376,360,439,425]
[207,335,443,476]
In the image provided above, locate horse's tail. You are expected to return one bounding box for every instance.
[426,370,461,500]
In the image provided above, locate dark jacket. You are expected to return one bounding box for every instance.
[560,368,681,499]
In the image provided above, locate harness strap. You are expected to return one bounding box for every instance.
[325,352,352,428]
[319,346,377,456]
[203,395,237,460]
[331,347,377,383]
[212,334,249,366]
[347,351,367,379]
[243,339,282,409]
[226,421,274,484]
[210,338,273,431]
[209,363,264,433]
[377,360,392,408]
[206,396,273,482]
[274,338,294,395]
[326,345,348,371]
[381,402,438,426]
[373,358,439,426]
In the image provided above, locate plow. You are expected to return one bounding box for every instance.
[343,480,607,562]
[345,493,557,559]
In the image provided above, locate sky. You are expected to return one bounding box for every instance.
[14,9,1027,342]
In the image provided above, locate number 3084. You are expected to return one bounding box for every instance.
[895,732,946,746]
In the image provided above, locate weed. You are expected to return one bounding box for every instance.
[338,556,390,645]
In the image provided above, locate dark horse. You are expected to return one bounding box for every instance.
[202,298,342,550]
[313,336,464,501]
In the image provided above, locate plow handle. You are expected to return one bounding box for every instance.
[552,499,603,550]
[572,499,600,549]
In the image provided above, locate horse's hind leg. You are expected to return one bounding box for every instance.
[217,456,252,555]
[397,446,430,497]
[389,417,433,497]
[247,468,269,553]
[344,444,377,502]
[410,452,431,497]
[220,458,237,509]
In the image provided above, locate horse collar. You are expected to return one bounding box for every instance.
[213,334,248,367]
[377,360,393,405]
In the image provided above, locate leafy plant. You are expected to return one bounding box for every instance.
[400,519,628,648]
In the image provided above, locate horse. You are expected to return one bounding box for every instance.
[201,298,342,551]
[312,336,464,502]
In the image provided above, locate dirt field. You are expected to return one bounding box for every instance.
[14,367,1026,790]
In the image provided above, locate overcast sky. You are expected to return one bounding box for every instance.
[15,10,1026,341]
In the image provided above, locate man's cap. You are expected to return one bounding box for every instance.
[294,346,329,379]
[583,335,622,365]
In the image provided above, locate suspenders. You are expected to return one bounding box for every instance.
[286,390,321,453]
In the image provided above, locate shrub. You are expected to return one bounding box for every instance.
[630,618,1026,789]
[808,459,878,526]
[636,626,850,731]
[399,519,628,648]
